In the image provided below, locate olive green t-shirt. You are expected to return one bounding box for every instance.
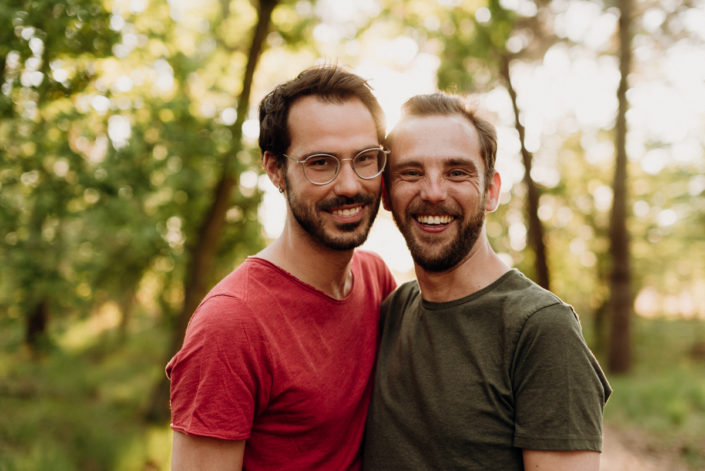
[363,269,611,470]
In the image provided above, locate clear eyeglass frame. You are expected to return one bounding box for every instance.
[283,147,389,185]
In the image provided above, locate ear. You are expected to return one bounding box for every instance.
[381,177,391,211]
[263,151,285,192]
[484,171,502,212]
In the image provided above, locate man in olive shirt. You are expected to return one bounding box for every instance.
[363,93,611,471]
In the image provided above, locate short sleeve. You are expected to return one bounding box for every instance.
[166,294,272,440]
[511,304,611,451]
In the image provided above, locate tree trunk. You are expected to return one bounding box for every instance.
[25,299,49,350]
[23,174,53,352]
[145,0,279,423]
[118,280,138,342]
[500,55,551,290]
[607,0,633,374]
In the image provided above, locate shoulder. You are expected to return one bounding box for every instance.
[498,270,565,309]
[353,249,388,272]
[502,274,595,362]
[189,294,255,333]
[381,280,420,312]
[169,274,275,382]
[469,270,584,349]
[388,279,420,298]
[353,249,397,295]
[186,258,284,339]
[205,257,282,300]
[494,270,578,325]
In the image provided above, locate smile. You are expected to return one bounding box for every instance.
[332,206,363,217]
[416,215,454,225]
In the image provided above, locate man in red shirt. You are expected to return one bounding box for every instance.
[166,65,396,470]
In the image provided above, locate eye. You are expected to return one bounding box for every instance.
[356,151,373,163]
[447,169,472,180]
[397,168,423,181]
[305,155,336,169]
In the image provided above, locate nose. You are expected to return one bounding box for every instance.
[419,173,447,203]
[333,159,364,197]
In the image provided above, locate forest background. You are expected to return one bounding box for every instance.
[1,0,704,469]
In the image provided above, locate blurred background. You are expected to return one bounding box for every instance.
[1,0,704,469]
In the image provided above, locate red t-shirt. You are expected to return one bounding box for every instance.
[166,250,396,470]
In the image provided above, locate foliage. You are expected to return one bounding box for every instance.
[1,0,120,348]
[0,313,172,470]
[604,317,705,469]
[0,0,269,351]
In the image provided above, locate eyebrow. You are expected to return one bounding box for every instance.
[300,145,382,158]
[393,156,479,170]
[446,157,478,168]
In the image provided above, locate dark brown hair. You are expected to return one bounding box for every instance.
[387,92,497,187]
[258,65,385,166]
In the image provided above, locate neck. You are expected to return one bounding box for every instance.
[257,221,356,300]
[415,236,510,303]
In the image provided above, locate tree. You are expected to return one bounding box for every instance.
[145,0,280,422]
[607,0,634,373]
[173,0,278,356]
[0,0,118,351]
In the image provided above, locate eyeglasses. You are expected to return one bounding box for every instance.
[283,147,389,185]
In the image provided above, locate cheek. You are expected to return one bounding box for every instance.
[387,188,412,212]
[359,180,383,202]
[364,176,383,191]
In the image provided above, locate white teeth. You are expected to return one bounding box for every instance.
[333,207,361,217]
[417,215,453,225]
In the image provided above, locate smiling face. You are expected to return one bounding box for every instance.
[278,95,383,251]
[385,113,499,272]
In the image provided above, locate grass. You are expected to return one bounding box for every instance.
[1,312,704,470]
[0,313,173,471]
[601,316,705,470]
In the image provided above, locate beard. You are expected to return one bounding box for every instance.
[392,198,486,273]
[285,176,381,251]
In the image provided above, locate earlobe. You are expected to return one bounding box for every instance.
[263,151,285,193]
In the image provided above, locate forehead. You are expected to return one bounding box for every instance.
[287,95,378,153]
[390,114,482,166]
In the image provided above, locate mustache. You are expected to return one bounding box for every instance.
[407,202,462,217]
[318,194,376,211]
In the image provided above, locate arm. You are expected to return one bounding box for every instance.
[523,449,600,471]
[513,305,611,459]
[171,431,245,471]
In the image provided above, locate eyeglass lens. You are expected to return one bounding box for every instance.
[302,149,385,184]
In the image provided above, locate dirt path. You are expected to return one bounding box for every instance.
[601,425,689,471]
